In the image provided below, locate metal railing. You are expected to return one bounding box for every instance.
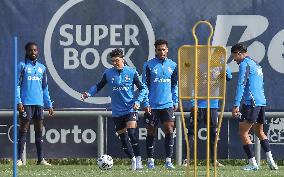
[1,110,284,166]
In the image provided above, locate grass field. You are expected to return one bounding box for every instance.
[1,164,283,177]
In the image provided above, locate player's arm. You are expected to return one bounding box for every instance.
[171,65,178,111]
[82,73,107,100]
[133,71,147,110]
[16,63,24,112]
[232,62,249,116]
[226,65,232,81]
[42,69,54,116]
[141,63,150,110]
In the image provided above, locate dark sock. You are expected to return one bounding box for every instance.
[127,128,140,156]
[35,131,43,162]
[243,144,254,159]
[260,139,271,153]
[17,131,27,160]
[210,127,217,163]
[165,133,174,158]
[119,132,134,159]
[146,135,155,158]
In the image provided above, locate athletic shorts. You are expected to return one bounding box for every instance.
[19,105,44,120]
[239,105,265,124]
[187,108,218,135]
[112,112,138,131]
[144,107,175,127]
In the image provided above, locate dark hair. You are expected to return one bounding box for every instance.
[154,39,168,48]
[231,43,247,53]
[25,42,38,51]
[110,48,124,58]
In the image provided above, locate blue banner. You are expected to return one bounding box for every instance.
[1,0,284,111]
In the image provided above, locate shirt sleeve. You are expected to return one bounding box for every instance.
[87,72,107,96]
[234,62,249,107]
[141,63,150,107]
[16,63,24,104]
[226,65,232,81]
[133,71,147,105]
[171,65,178,105]
[42,69,53,108]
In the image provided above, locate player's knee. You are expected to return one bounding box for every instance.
[34,120,44,132]
[19,120,30,133]
[147,126,156,136]
[127,128,138,144]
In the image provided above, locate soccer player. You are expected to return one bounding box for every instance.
[81,48,146,171]
[231,43,278,171]
[142,39,178,169]
[183,66,232,167]
[16,42,54,166]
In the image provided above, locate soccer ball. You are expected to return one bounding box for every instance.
[97,154,113,170]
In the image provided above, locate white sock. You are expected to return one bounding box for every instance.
[136,156,141,162]
[132,156,136,161]
[249,157,257,166]
[266,151,274,161]
[148,158,154,163]
[166,157,171,163]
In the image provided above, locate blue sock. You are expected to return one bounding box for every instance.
[119,132,134,159]
[17,131,26,160]
[243,144,254,159]
[260,139,271,152]
[164,133,174,158]
[146,135,155,158]
[127,128,140,156]
[35,131,43,162]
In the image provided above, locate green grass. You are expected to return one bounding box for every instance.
[1,163,283,177]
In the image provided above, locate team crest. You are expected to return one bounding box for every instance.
[153,68,158,74]
[38,67,43,73]
[125,75,130,81]
[168,67,173,73]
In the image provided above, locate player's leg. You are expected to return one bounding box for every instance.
[144,110,158,169]
[239,105,259,170]
[114,116,136,170]
[126,112,143,170]
[209,108,224,167]
[183,108,195,166]
[161,108,175,169]
[33,106,51,166]
[17,106,31,166]
[253,107,278,170]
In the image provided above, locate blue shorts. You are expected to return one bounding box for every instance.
[240,105,265,124]
[112,112,138,131]
[19,105,44,120]
[187,108,218,136]
[145,108,175,127]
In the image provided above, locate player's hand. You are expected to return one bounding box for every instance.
[232,106,239,118]
[81,92,89,101]
[173,104,178,111]
[133,103,140,110]
[48,107,54,116]
[17,103,24,113]
[144,106,151,114]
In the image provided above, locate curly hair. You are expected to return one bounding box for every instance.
[110,48,124,58]
[231,43,247,53]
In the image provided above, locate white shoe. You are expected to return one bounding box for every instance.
[17,160,23,166]
[241,164,259,171]
[215,160,225,167]
[37,159,51,166]
[267,159,278,170]
[131,157,136,171]
[183,159,188,167]
[136,156,143,170]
